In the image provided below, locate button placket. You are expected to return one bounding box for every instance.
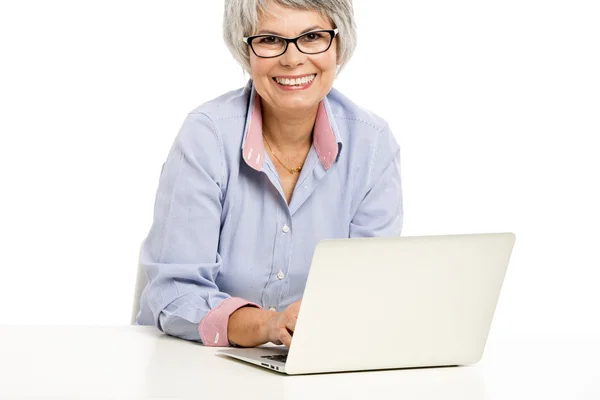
[272,218,292,311]
[278,222,290,284]
[263,200,287,311]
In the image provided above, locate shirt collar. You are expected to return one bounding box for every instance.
[241,80,343,172]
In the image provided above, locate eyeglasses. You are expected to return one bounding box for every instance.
[243,29,338,58]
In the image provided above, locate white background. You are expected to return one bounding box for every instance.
[0,1,598,339]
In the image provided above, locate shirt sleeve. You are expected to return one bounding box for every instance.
[139,111,261,346]
[349,124,403,238]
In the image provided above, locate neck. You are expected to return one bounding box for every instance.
[261,100,317,154]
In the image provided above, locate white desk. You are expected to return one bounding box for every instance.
[0,326,598,399]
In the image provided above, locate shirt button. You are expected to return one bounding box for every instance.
[282,224,290,233]
[269,307,277,312]
[276,271,285,280]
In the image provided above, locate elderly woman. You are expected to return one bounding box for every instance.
[136,0,403,348]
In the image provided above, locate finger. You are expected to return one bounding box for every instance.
[285,318,297,333]
[268,325,283,345]
[279,328,293,348]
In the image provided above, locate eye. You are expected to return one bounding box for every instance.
[258,36,282,45]
[303,32,322,42]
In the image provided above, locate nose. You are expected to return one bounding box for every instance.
[279,41,306,68]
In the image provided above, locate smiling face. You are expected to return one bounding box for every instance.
[249,2,339,114]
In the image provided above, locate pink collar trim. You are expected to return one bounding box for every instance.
[242,89,340,172]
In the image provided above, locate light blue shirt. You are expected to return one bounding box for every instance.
[136,80,403,343]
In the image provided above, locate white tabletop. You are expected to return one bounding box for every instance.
[0,325,598,400]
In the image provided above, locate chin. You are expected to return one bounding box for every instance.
[278,87,328,108]
[278,97,320,112]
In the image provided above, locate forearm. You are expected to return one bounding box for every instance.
[156,295,207,341]
[228,306,275,347]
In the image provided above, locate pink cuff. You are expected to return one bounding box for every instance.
[198,297,262,347]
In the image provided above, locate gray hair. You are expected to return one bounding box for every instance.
[223,0,357,75]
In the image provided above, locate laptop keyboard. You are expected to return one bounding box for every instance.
[261,354,288,363]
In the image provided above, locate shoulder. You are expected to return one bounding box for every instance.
[168,84,251,186]
[327,87,400,162]
[327,87,389,132]
[175,84,251,154]
[188,83,251,121]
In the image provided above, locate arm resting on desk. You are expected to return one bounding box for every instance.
[139,112,260,346]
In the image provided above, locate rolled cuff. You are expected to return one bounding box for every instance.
[198,297,261,346]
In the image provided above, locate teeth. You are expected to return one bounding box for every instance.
[275,74,316,86]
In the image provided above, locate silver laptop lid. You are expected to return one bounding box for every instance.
[285,232,516,374]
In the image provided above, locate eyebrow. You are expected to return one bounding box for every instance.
[256,25,326,36]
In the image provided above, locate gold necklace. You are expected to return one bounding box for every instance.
[263,133,303,174]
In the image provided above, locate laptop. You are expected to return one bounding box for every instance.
[217,232,516,375]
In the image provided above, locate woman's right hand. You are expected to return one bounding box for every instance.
[265,299,302,348]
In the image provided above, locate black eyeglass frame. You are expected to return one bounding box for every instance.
[242,28,339,58]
